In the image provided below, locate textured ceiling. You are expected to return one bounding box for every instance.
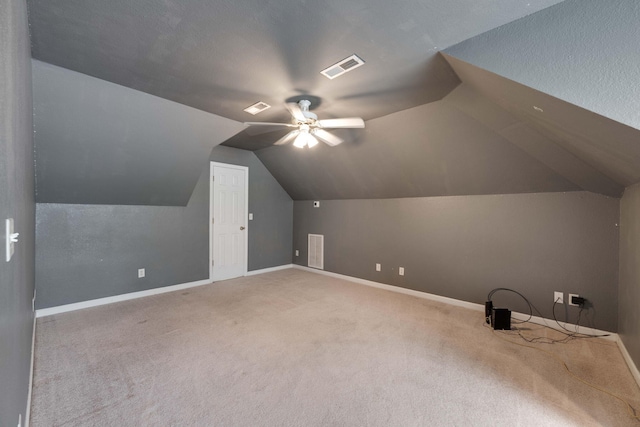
[33,61,243,206]
[255,83,627,200]
[443,54,640,191]
[444,0,640,131]
[27,0,562,133]
[27,0,640,204]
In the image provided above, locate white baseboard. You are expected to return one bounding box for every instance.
[292,265,617,342]
[25,312,36,427]
[246,264,293,276]
[292,265,485,312]
[35,265,294,318]
[35,279,211,318]
[293,265,638,383]
[293,265,640,386]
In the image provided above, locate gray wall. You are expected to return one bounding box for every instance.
[0,1,36,425]
[32,60,244,206]
[293,192,620,331]
[445,0,640,131]
[36,145,292,309]
[619,183,640,367]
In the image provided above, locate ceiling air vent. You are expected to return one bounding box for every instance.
[320,54,365,80]
[243,101,271,115]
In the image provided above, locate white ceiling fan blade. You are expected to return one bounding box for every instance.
[244,122,297,127]
[313,129,344,146]
[317,117,365,128]
[274,130,300,145]
[244,122,297,136]
[285,103,307,122]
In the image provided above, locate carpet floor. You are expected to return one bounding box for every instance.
[31,269,640,426]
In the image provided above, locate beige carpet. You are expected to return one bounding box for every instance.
[31,269,640,426]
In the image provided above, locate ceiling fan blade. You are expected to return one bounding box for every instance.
[244,122,297,136]
[313,129,344,146]
[317,117,365,128]
[244,122,297,127]
[285,103,307,122]
[274,130,300,145]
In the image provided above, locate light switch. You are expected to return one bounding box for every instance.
[6,218,19,262]
[249,213,253,220]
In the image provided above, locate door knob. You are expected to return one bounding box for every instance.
[240,226,245,230]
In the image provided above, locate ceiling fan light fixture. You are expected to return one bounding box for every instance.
[293,129,318,148]
[245,100,364,148]
[307,135,319,148]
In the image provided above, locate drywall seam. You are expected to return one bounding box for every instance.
[35,279,211,318]
[616,336,640,391]
[292,265,616,340]
[25,315,36,427]
[246,264,293,276]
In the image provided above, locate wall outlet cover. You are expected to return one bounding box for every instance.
[568,293,580,307]
[399,267,405,276]
[554,291,563,304]
[249,213,253,220]
[375,263,381,271]
[295,250,299,256]
[138,268,145,278]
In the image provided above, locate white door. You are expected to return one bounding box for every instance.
[211,163,248,281]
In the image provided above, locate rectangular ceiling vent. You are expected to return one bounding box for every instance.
[308,234,324,270]
[243,101,271,115]
[320,54,365,80]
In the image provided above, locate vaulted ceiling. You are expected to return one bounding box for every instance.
[27,0,640,204]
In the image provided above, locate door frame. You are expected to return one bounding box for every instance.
[209,161,249,281]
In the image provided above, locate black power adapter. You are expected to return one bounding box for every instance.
[485,301,493,324]
[485,300,511,330]
[571,295,586,306]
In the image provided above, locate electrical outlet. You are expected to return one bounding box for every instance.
[554,291,563,304]
[249,213,253,220]
[313,201,320,207]
[295,250,299,257]
[138,268,145,278]
[399,267,405,276]
[568,293,580,307]
[375,263,381,272]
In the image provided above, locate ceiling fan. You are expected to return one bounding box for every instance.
[244,99,365,148]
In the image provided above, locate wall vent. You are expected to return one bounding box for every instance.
[308,234,324,270]
[243,101,271,115]
[320,54,365,80]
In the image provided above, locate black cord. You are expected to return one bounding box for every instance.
[552,300,610,339]
[487,288,533,323]
[487,287,610,342]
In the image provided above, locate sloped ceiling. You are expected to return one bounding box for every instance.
[33,61,243,206]
[440,0,640,192]
[27,0,562,125]
[255,84,623,200]
[442,55,640,191]
[444,0,640,130]
[27,0,640,204]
